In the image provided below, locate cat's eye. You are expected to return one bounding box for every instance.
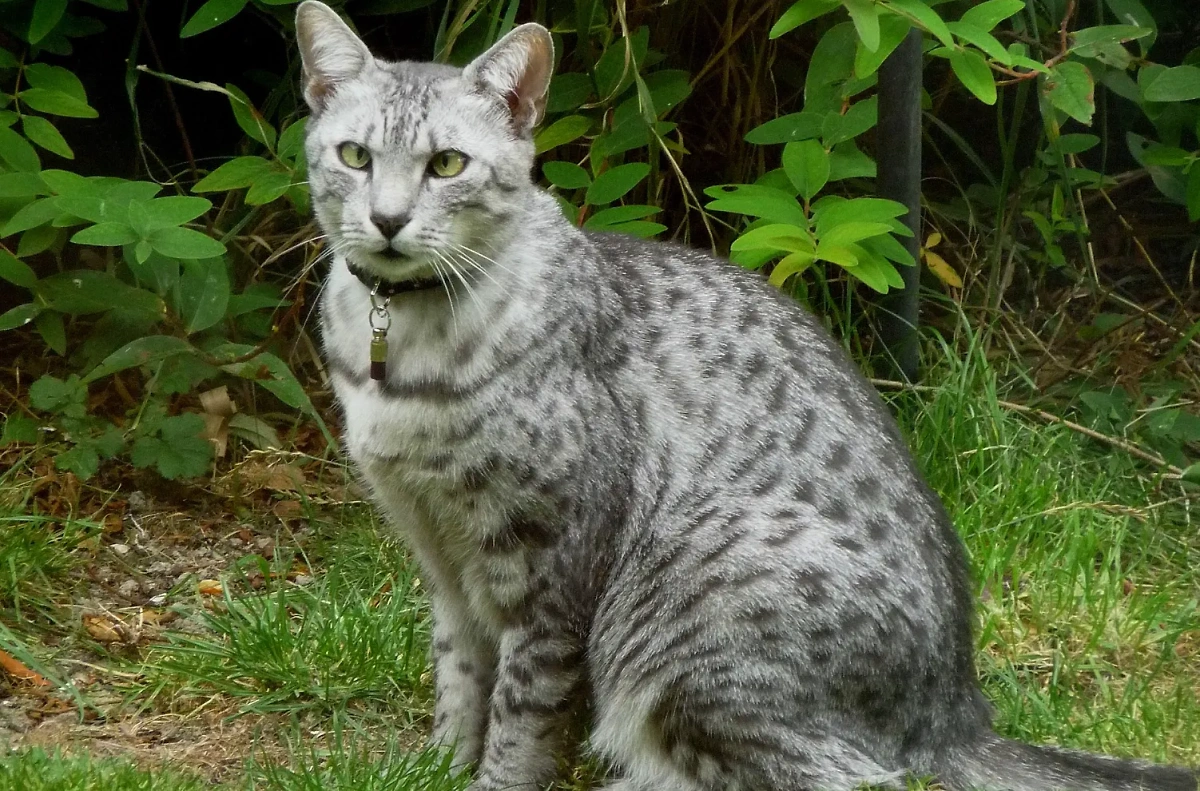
[429,150,468,178]
[339,142,371,169]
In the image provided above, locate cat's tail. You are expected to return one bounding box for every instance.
[937,732,1197,791]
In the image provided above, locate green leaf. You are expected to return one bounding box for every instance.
[947,22,1011,63]
[768,251,815,286]
[225,83,276,149]
[71,222,138,246]
[1044,61,1095,125]
[148,227,226,259]
[244,171,293,205]
[585,162,651,206]
[217,348,329,445]
[276,118,307,160]
[704,184,809,226]
[56,445,100,480]
[1104,0,1156,54]
[846,253,899,293]
[83,335,194,383]
[948,48,996,105]
[2,198,60,235]
[29,374,85,415]
[37,270,164,318]
[180,0,249,37]
[193,157,275,193]
[584,205,661,228]
[34,310,65,355]
[771,0,841,38]
[543,161,591,190]
[1071,25,1153,53]
[546,72,593,114]
[20,116,72,158]
[18,88,98,118]
[0,172,48,198]
[0,250,37,288]
[642,70,692,117]
[1052,133,1101,154]
[1187,165,1200,223]
[843,0,881,52]
[782,140,830,201]
[23,64,87,102]
[131,414,213,479]
[0,48,18,69]
[29,0,69,44]
[18,225,56,257]
[854,14,911,78]
[820,96,877,146]
[176,257,230,334]
[828,141,877,180]
[815,243,860,268]
[1141,65,1200,103]
[818,221,894,247]
[0,303,42,332]
[140,196,212,230]
[812,196,907,237]
[534,115,591,154]
[592,27,649,100]
[1181,462,1200,485]
[958,0,1024,32]
[745,112,825,145]
[884,0,953,47]
[731,223,814,253]
[0,126,41,172]
[1,413,39,445]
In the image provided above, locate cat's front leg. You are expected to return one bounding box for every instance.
[470,623,582,791]
[430,594,495,768]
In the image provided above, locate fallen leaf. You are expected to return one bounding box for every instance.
[0,649,50,687]
[139,609,178,627]
[82,614,126,643]
[198,579,223,596]
[273,499,303,521]
[199,386,237,458]
[923,249,963,289]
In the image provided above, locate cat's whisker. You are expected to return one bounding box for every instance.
[428,254,461,341]
[437,250,487,321]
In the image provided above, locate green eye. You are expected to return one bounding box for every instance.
[430,150,467,178]
[339,142,370,169]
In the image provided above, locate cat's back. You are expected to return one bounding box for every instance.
[578,230,981,735]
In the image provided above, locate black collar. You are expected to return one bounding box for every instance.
[348,263,444,298]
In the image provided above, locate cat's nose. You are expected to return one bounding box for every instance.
[371,213,409,240]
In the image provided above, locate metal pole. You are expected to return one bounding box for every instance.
[876,28,924,382]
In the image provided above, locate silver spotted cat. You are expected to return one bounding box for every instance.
[295,3,1196,789]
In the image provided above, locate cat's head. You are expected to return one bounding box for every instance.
[296,1,553,284]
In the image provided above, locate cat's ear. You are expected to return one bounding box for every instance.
[463,24,554,136]
[295,1,372,112]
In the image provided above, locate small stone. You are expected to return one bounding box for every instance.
[110,543,131,556]
[118,579,140,598]
[147,561,172,575]
[255,536,273,550]
[149,593,168,606]
[127,491,150,513]
[292,574,313,587]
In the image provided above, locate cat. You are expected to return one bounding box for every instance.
[295,3,1197,789]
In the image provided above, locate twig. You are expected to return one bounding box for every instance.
[131,0,198,182]
[869,377,1185,476]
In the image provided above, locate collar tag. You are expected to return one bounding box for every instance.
[368,284,392,381]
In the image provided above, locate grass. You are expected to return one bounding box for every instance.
[0,749,209,791]
[135,508,433,723]
[1,345,1197,788]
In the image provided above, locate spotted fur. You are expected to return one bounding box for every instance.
[295,4,1196,790]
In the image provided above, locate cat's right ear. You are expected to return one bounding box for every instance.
[295,1,371,113]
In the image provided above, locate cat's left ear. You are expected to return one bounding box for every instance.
[463,23,554,136]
